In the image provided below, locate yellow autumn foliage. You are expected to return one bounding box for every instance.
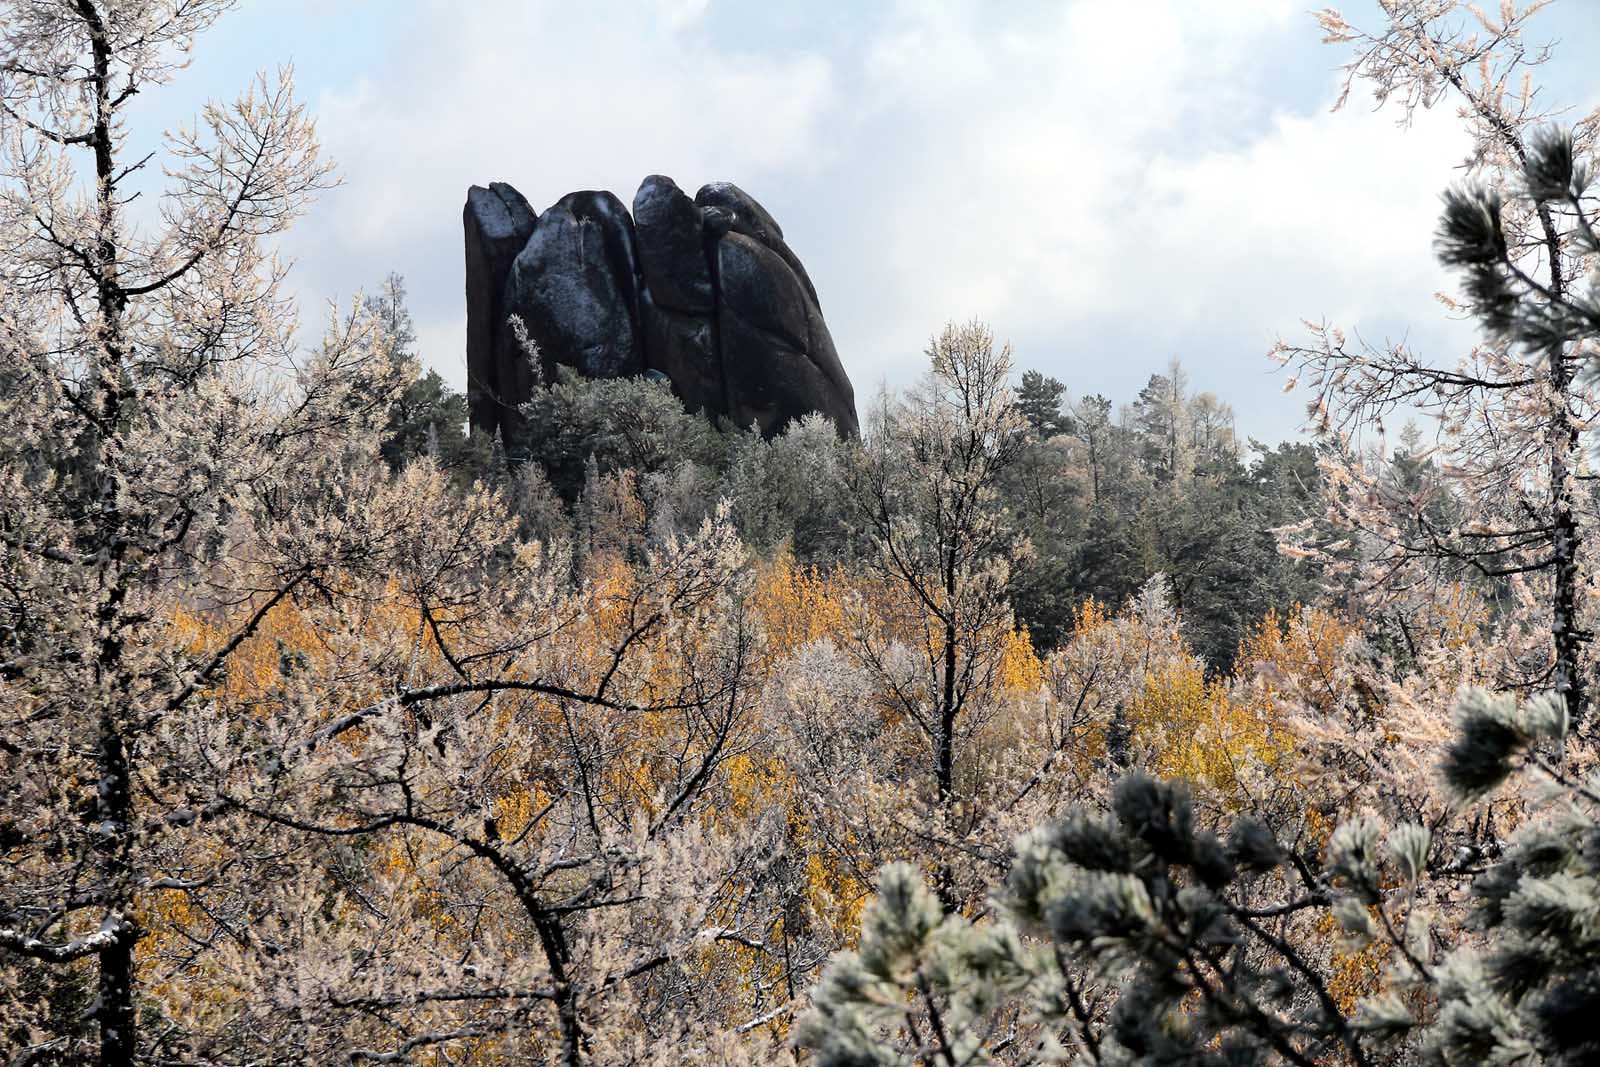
[1237,605,1360,721]
[1128,658,1290,803]
[997,626,1044,695]
[749,550,849,658]
[149,551,1395,1050]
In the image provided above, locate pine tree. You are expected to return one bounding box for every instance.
[1428,688,1599,1066]
[1017,369,1073,440]
[798,771,1438,1067]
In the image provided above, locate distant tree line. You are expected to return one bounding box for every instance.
[375,306,1325,672]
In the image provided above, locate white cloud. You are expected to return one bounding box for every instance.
[773,1,1479,437]
[654,0,711,33]
[278,0,840,386]
[251,0,1513,441]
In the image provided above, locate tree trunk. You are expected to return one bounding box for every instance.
[934,540,960,912]
[1444,65,1589,734]
[1548,350,1584,732]
[1090,438,1100,507]
[1534,190,1585,734]
[78,4,140,1059]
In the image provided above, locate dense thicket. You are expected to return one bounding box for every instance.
[4,3,1600,1066]
[402,338,1323,671]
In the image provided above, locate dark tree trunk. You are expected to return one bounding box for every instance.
[1535,196,1585,734]
[77,4,140,1060]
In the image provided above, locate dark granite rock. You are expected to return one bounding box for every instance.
[696,181,819,308]
[463,182,536,436]
[695,181,784,246]
[464,176,857,450]
[633,175,713,314]
[641,288,723,418]
[717,233,857,436]
[495,190,643,454]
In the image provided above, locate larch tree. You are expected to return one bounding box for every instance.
[191,497,775,1065]
[0,6,790,1062]
[0,2,373,1062]
[1131,358,1194,487]
[1276,0,1600,733]
[846,321,1032,910]
[1070,394,1114,510]
[1188,391,1237,472]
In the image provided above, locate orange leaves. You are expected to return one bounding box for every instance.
[166,577,462,722]
[1055,586,1318,808]
[749,549,848,659]
[491,784,550,844]
[1316,908,1388,1018]
[1238,606,1359,719]
[715,753,789,827]
[1070,597,1112,638]
[584,545,642,637]
[168,599,325,709]
[802,847,868,944]
[997,626,1044,695]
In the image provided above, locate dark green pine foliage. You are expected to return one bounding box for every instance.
[798,773,1434,1067]
[1017,370,1074,439]
[1161,442,1323,668]
[366,273,485,477]
[1427,688,1599,1067]
[381,368,477,473]
[1004,424,1320,666]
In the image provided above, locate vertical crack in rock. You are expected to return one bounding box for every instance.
[463,182,536,439]
[464,176,858,453]
[635,175,724,420]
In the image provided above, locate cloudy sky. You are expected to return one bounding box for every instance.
[123,0,1600,443]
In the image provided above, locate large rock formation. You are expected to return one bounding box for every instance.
[464,176,858,456]
[462,183,536,434]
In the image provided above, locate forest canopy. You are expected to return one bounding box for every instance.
[3,2,1600,1066]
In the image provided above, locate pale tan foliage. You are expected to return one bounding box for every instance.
[1278,1,1600,735]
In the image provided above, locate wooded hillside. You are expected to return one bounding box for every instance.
[3,2,1600,1065]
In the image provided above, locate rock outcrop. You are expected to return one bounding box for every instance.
[462,183,536,434]
[464,175,857,456]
